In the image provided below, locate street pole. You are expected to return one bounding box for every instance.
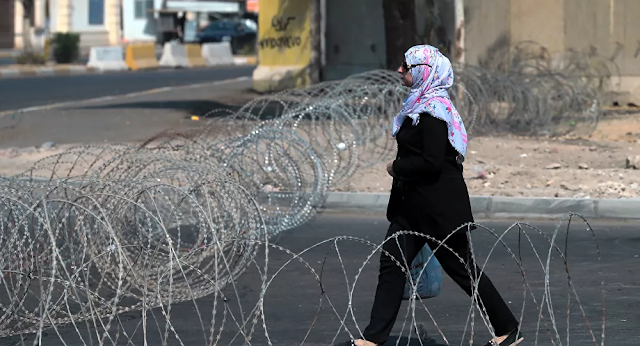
[309,0,323,84]
[453,0,465,65]
[453,0,465,107]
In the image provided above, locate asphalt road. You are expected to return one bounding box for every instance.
[4,213,637,345]
[0,77,255,148]
[0,65,255,112]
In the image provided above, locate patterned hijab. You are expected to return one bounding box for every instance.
[392,45,468,161]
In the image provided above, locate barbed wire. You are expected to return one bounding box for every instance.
[0,48,610,344]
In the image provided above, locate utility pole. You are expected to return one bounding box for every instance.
[453,0,465,65]
[309,0,323,83]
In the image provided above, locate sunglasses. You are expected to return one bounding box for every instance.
[402,61,432,73]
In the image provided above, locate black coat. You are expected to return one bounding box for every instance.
[386,113,475,239]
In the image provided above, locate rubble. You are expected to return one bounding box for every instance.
[335,134,640,199]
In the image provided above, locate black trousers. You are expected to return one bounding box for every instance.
[362,219,519,344]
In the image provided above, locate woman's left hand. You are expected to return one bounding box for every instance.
[386,161,395,177]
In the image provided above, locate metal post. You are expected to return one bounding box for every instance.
[453,0,464,65]
[309,0,322,84]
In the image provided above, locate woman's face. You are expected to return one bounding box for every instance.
[398,61,414,87]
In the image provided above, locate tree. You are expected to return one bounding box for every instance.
[382,0,417,69]
[18,0,35,51]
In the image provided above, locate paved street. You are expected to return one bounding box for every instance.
[4,213,637,345]
[0,65,254,112]
[0,75,256,148]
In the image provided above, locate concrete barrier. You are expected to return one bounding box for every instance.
[253,0,314,92]
[201,42,234,66]
[253,66,310,91]
[159,42,189,68]
[185,44,207,67]
[87,46,128,71]
[125,43,159,70]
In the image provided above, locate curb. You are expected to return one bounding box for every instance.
[324,192,640,220]
[233,56,258,65]
[0,66,98,78]
[0,57,257,78]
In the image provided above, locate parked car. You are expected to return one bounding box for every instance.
[195,20,257,54]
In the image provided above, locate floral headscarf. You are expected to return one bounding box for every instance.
[392,45,468,161]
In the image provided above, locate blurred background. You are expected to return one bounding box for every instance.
[0,0,638,146]
[1,0,638,104]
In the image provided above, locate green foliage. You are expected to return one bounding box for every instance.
[50,32,80,64]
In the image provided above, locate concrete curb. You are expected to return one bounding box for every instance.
[0,65,98,78]
[325,192,640,220]
[233,56,258,65]
[0,56,257,78]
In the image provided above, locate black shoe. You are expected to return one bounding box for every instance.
[484,328,524,346]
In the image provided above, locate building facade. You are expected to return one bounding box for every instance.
[3,0,249,50]
[6,0,121,50]
[49,0,122,47]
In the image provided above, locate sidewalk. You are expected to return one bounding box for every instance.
[0,64,97,77]
[0,50,19,58]
[0,57,257,78]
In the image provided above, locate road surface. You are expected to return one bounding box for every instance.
[0,65,255,112]
[0,72,256,148]
[3,213,636,345]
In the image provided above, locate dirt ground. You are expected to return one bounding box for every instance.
[334,113,640,199]
[2,109,640,199]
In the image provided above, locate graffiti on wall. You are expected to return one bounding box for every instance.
[259,16,302,50]
[257,0,311,66]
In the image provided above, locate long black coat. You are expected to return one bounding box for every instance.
[386,113,475,239]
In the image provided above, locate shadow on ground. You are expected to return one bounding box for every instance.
[76,100,242,118]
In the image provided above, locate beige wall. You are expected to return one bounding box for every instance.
[54,0,73,32]
[466,0,640,76]
[463,0,640,102]
[509,0,565,54]
[464,0,508,67]
[13,0,122,50]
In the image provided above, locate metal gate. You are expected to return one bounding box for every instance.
[0,0,15,49]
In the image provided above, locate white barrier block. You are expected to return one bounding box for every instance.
[159,42,189,68]
[87,46,128,71]
[201,42,234,66]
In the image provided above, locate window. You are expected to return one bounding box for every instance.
[88,0,104,25]
[134,0,154,19]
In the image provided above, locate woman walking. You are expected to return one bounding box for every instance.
[339,45,523,346]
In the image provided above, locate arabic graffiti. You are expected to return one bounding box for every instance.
[271,16,296,32]
[259,15,302,50]
[259,36,303,49]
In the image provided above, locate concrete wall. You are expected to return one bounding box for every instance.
[122,0,162,42]
[463,0,640,103]
[71,0,110,47]
[322,0,386,81]
[253,0,315,91]
[46,0,120,49]
[464,0,508,68]
[465,0,640,72]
